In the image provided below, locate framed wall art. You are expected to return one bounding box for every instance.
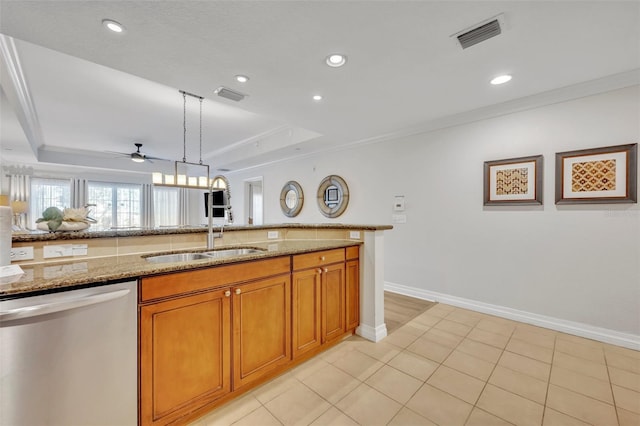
[484,155,543,205]
[555,143,637,204]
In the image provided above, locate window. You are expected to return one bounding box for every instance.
[154,187,179,227]
[88,182,141,230]
[29,178,71,228]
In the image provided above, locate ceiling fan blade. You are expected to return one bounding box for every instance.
[103,144,169,163]
[103,150,130,156]
[143,155,171,162]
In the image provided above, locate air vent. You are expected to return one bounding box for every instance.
[214,86,247,102]
[452,14,505,49]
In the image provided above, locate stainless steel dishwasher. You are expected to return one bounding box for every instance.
[0,280,137,425]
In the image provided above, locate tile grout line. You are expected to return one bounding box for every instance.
[214,304,636,426]
[386,314,441,425]
[465,320,518,426]
[383,307,450,425]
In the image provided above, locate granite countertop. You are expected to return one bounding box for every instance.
[0,240,362,299]
[12,223,393,242]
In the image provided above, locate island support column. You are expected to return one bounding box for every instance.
[356,230,387,342]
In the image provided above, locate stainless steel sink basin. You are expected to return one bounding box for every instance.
[144,248,265,263]
[144,253,214,263]
[202,248,264,257]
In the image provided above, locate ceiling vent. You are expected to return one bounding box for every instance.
[214,86,247,102]
[452,14,506,49]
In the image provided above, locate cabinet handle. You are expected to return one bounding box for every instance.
[316,268,323,275]
[323,268,328,273]
[320,256,326,261]
[235,288,242,295]
[224,290,231,297]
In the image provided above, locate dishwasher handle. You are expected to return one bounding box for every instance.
[0,288,131,322]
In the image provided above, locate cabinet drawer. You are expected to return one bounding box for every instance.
[141,256,290,302]
[346,245,359,260]
[292,249,345,271]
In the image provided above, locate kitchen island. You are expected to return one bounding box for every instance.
[4,224,391,425]
[6,223,391,342]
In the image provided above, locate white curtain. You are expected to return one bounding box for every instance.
[9,173,31,226]
[141,184,154,229]
[178,187,189,226]
[9,174,30,201]
[71,178,88,208]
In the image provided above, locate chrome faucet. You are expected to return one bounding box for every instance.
[206,187,227,250]
[207,221,223,250]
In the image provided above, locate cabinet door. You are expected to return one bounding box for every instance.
[346,259,360,331]
[322,263,346,343]
[140,289,231,426]
[233,274,291,389]
[292,268,322,358]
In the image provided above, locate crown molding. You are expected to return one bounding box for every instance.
[0,34,43,158]
[227,69,640,174]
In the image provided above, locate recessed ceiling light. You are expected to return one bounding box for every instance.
[102,19,125,33]
[325,53,347,68]
[313,95,323,101]
[235,75,249,83]
[490,74,512,85]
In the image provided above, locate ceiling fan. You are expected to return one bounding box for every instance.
[106,143,169,163]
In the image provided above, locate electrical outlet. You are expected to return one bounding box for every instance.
[43,244,88,258]
[10,246,34,261]
[43,244,72,258]
[349,231,361,239]
[267,231,279,239]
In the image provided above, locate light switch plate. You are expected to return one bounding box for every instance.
[349,231,361,239]
[267,231,279,239]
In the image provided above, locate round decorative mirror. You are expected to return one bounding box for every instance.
[280,181,304,217]
[317,175,349,218]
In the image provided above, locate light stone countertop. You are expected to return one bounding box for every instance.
[0,240,362,299]
[12,223,393,242]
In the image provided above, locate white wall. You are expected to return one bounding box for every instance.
[228,86,640,338]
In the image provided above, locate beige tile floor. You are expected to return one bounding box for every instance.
[192,303,640,426]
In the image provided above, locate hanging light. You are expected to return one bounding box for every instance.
[153,90,210,188]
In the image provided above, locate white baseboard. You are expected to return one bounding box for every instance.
[356,323,388,342]
[385,282,640,351]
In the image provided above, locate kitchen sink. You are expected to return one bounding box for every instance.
[144,247,265,263]
[202,248,264,257]
[144,253,215,263]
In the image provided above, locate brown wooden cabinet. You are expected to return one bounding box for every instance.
[139,257,290,426]
[291,267,322,358]
[292,248,360,359]
[139,249,359,425]
[322,262,346,343]
[139,288,231,426]
[232,274,291,389]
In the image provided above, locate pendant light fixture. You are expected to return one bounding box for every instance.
[152,90,210,188]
